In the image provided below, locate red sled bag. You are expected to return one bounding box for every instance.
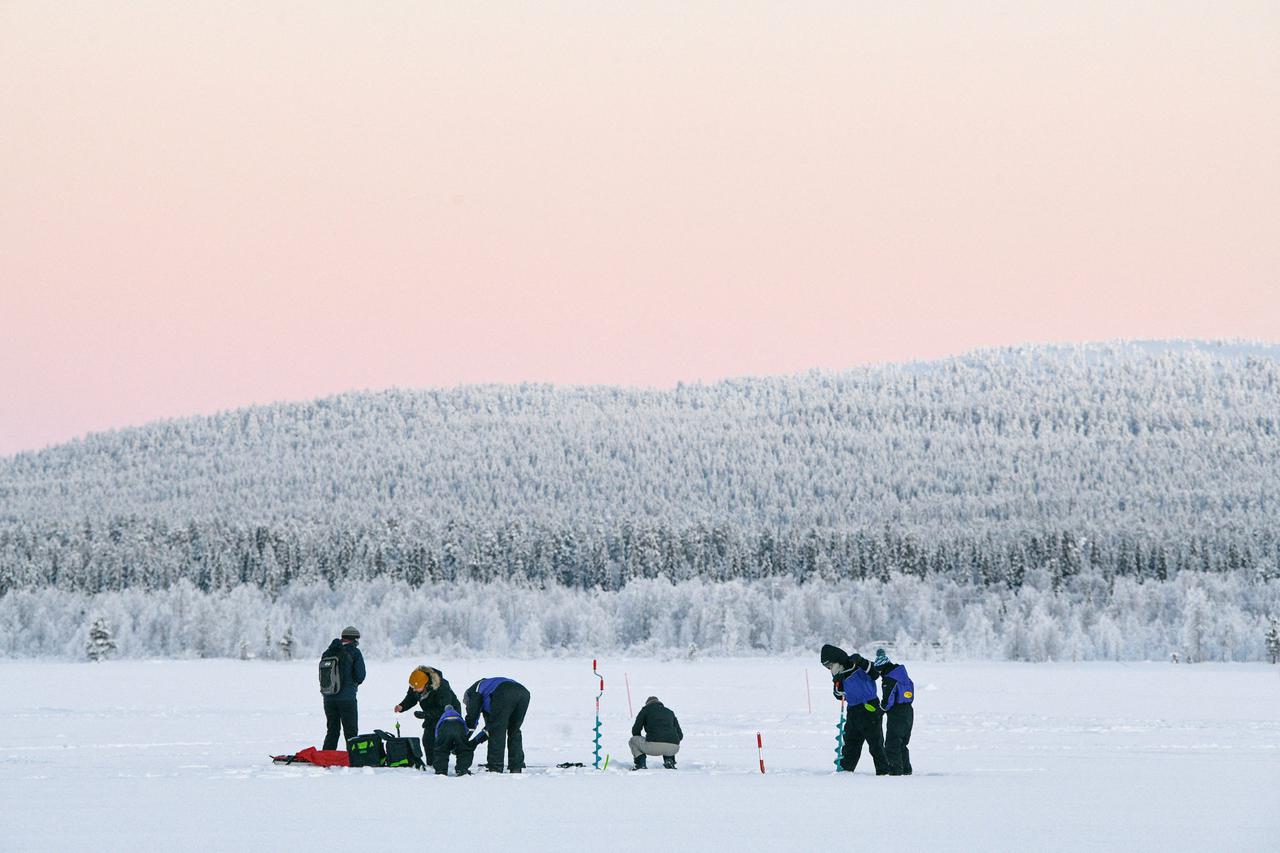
[271,747,350,767]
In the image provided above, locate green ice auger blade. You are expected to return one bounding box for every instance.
[835,707,845,771]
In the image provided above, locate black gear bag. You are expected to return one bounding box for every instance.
[383,735,425,769]
[346,733,385,767]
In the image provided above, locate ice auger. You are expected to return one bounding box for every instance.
[592,658,604,769]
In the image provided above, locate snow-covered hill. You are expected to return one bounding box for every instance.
[2,341,1279,602]
[4,339,1280,531]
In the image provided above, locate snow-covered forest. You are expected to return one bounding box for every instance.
[2,342,1278,660]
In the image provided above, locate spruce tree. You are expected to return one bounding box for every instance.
[86,617,116,662]
[1266,620,1280,664]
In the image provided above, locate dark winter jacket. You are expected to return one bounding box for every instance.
[397,667,460,732]
[632,701,683,744]
[322,639,366,702]
[462,677,521,730]
[434,705,467,738]
[872,661,915,711]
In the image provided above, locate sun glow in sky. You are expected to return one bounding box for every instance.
[2,1,1277,455]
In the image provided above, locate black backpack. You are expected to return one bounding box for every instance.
[319,647,343,696]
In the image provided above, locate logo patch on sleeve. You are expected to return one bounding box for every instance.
[903,691,913,699]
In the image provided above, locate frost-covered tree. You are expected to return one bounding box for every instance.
[85,617,116,662]
[279,626,295,660]
[0,342,1278,662]
[1266,620,1280,664]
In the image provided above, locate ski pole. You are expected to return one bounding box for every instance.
[756,732,766,774]
[592,658,605,769]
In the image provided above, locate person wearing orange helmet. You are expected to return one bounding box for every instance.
[393,665,460,767]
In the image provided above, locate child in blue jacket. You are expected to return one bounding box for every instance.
[431,705,483,776]
[871,648,915,775]
[821,643,888,775]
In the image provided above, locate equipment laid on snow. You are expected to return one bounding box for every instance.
[347,732,385,767]
[383,734,425,769]
[272,747,350,767]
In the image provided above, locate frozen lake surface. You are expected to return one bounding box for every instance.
[2,657,1277,851]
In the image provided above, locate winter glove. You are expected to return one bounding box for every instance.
[832,684,845,701]
[414,710,426,719]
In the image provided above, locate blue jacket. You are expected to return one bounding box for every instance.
[880,664,915,711]
[435,705,467,738]
[321,639,366,702]
[463,677,520,730]
[838,666,879,707]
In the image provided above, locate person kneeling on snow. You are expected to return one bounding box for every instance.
[821,643,888,775]
[871,648,915,775]
[431,705,482,776]
[393,665,460,767]
[463,677,531,773]
[629,696,683,769]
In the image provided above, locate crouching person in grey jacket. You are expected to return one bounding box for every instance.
[629,696,683,769]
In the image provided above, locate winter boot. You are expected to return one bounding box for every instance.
[633,755,646,770]
[663,755,677,769]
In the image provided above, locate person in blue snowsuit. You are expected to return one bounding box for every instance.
[871,648,915,775]
[463,677,531,773]
[431,704,483,776]
[821,644,888,775]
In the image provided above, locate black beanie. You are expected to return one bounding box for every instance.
[820,644,852,668]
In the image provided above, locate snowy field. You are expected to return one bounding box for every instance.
[2,658,1277,852]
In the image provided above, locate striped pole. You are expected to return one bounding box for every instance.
[756,732,766,774]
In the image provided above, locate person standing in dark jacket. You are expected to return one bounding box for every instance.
[821,643,888,775]
[463,677,531,773]
[321,626,366,750]
[431,704,480,776]
[871,648,915,775]
[629,696,683,769]
[392,665,460,766]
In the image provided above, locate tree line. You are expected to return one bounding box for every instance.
[2,517,1276,596]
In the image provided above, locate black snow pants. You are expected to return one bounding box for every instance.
[840,703,888,775]
[322,699,358,751]
[483,682,531,772]
[884,704,913,775]
[431,720,476,776]
[420,710,443,766]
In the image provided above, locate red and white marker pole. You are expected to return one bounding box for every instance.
[756,731,766,774]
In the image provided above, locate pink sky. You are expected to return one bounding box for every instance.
[2,1,1278,456]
